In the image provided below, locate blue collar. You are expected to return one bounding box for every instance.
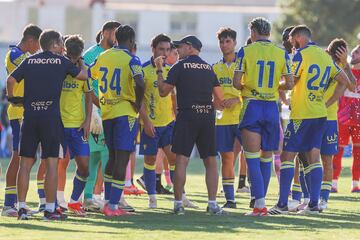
[221,52,237,64]
[307,41,316,46]
[256,39,271,43]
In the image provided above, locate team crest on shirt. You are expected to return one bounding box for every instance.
[131,65,143,75]
[100,97,106,105]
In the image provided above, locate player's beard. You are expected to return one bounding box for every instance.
[350,57,360,65]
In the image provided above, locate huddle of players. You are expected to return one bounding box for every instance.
[2,16,357,220]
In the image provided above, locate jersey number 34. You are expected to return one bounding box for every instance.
[99,67,122,95]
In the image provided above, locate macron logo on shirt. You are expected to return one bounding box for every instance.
[28,58,61,65]
[183,62,212,70]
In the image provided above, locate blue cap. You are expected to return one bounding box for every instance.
[173,35,202,51]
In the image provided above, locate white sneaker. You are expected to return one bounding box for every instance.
[58,200,68,211]
[1,206,18,217]
[149,196,157,209]
[297,198,310,211]
[237,186,250,193]
[93,198,106,211]
[319,200,327,212]
[182,195,199,209]
[83,198,102,212]
[297,205,320,215]
[288,199,301,212]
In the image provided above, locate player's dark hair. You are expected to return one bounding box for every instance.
[96,30,102,43]
[65,35,84,58]
[328,38,347,62]
[289,25,312,38]
[62,35,70,42]
[282,26,295,42]
[170,42,176,50]
[39,30,62,51]
[249,17,271,36]
[245,36,252,46]
[151,33,171,48]
[102,21,121,32]
[22,24,42,41]
[115,25,135,44]
[216,27,237,41]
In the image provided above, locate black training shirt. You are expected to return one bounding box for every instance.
[11,51,81,119]
[164,55,219,113]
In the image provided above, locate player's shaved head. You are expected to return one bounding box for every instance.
[248,17,271,36]
[289,25,312,38]
[39,30,62,51]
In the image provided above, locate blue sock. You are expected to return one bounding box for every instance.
[260,157,272,196]
[170,165,175,183]
[320,181,332,202]
[55,196,58,209]
[4,186,17,207]
[144,163,156,195]
[292,183,302,201]
[37,180,45,199]
[70,170,87,202]
[277,161,295,208]
[244,151,264,200]
[299,167,310,199]
[109,179,124,205]
[308,163,323,207]
[104,174,113,201]
[222,178,235,202]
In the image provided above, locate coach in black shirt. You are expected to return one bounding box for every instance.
[7,30,88,220]
[154,35,226,215]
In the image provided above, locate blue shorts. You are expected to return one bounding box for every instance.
[216,124,241,152]
[139,121,174,156]
[63,128,90,159]
[239,100,280,151]
[320,120,339,155]
[283,117,327,152]
[103,116,138,152]
[19,116,64,159]
[10,119,21,152]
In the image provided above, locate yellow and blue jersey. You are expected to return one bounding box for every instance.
[290,42,341,119]
[60,74,92,128]
[142,58,174,127]
[235,40,292,101]
[323,62,345,121]
[5,45,28,120]
[213,58,241,125]
[88,46,143,120]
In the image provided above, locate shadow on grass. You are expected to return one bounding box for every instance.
[2,206,360,234]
